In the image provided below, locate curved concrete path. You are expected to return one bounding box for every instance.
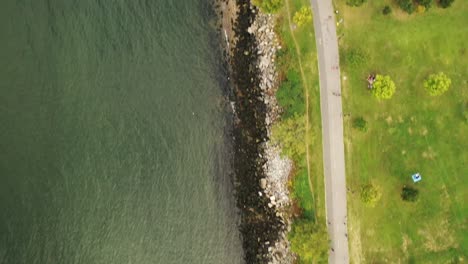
[309,0,349,263]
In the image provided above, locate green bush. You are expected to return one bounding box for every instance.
[382,5,392,14]
[401,186,419,202]
[416,4,426,13]
[291,169,315,219]
[360,183,382,206]
[371,75,396,100]
[417,0,433,8]
[398,0,415,13]
[271,114,307,161]
[343,48,368,67]
[439,0,455,8]
[293,6,313,27]
[252,0,283,13]
[288,220,328,263]
[277,70,305,117]
[347,0,367,7]
[424,72,451,96]
[352,117,368,132]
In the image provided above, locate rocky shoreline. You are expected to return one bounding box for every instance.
[215,1,295,263]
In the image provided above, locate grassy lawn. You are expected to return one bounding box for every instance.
[335,0,468,262]
[277,0,325,222]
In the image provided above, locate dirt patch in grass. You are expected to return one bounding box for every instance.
[402,234,412,257]
[420,126,428,136]
[418,218,457,252]
[348,210,363,264]
[385,115,393,124]
[421,146,436,160]
[418,185,458,253]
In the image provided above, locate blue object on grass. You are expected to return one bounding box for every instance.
[412,173,422,183]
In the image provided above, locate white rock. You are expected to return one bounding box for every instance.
[260,178,267,189]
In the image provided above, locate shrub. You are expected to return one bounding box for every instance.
[417,0,433,8]
[343,48,368,67]
[382,5,392,15]
[424,72,451,96]
[271,114,307,161]
[293,6,313,27]
[360,184,382,206]
[277,70,305,117]
[398,0,415,14]
[353,117,368,132]
[439,0,455,8]
[291,169,315,219]
[347,0,367,7]
[371,75,396,100]
[401,186,419,202]
[288,220,328,263]
[416,4,426,13]
[252,0,283,13]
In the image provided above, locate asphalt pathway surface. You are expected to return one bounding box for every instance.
[309,0,350,263]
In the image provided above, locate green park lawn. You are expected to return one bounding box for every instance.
[335,0,468,262]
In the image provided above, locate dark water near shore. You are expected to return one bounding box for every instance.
[0,1,243,263]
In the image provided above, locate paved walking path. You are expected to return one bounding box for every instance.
[309,0,350,263]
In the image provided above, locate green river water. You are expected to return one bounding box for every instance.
[0,1,243,263]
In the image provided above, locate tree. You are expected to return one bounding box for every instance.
[346,0,366,7]
[382,5,392,15]
[352,117,368,132]
[398,0,415,14]
[252,0,283,13]
[288,220,328,263]
[439,0,455,8]
[424,72,451,96]
[371,75,396,100]
[271,114,307,161]
[401,186,419,202]
[293,6,313,27]
[360,184,382,206]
